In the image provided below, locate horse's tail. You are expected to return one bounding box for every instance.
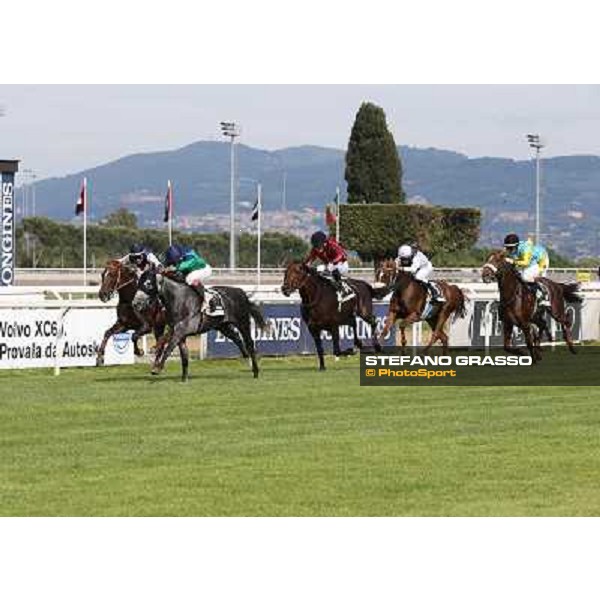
[247,298,269,332]
[452,287,469,323]
[561,282,583,305]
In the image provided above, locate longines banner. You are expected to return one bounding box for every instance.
[207,302,396,357]
[1,163,18,287]
[0,308,134,369]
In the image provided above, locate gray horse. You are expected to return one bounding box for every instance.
[133,269,267,380]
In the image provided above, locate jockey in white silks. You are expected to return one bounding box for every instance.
[396,244,442,303]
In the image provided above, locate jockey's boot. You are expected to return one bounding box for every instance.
[532,281,550,306]
[332,270,355,303]
[425,281,441,303]
[526,281,540,301]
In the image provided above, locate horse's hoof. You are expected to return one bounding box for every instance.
[151,368,161,376]
[95,358,104,367]
[135,349,145,357]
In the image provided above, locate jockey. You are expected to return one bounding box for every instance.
[396,243,442,303]
[304,231,354,301]
[503,233,550,303]
[120,243,162,272]
[163,244,224,316]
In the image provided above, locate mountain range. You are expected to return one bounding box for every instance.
[21,141,600,258]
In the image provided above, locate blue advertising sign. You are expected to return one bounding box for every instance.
[469,300,582,346]
[207,302,396,358]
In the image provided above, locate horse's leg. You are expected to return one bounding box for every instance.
[178,340,189,382]
[533,311,552,343]
[349,318,363,351]
[363,313,382,352]
[131,317,153,358]
[309,325,326,371]
[217,323,249,359]
[151,321,189,375]
[550,298,578,354]
[153,323,169,364]
[331,326,348,358]
[555,307,578,354]
[429,309,453,354]
[400,325,407,351]
[426,314,450,354]
[237,319,260,379]
[378,310,397,346]
[521,323,539,363]
[503,320,524,356]
[96,321,128,366]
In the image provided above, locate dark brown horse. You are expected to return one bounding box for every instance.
[481,250,581,360]
[281,261,388,370]
[96,260,167,366]
[375,258,468,352]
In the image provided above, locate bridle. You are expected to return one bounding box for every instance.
[103,264,137,298]
[284,265,311,293]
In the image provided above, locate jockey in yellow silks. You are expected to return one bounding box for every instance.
[503,233,550,304]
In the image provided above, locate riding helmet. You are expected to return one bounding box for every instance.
[398,244,413,259]
[165,244,183,266]
[130,243,146,256]
[503,233,520,248]
[311,231,327,248]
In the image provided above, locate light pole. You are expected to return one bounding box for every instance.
[527,134,544,244]
[221,121,240,271]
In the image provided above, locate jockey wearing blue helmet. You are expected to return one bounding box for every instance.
[120,243,162,271]
[163,244,223,316]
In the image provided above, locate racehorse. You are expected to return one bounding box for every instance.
[481,250,582,359]
[375,258,468,353]
[280,261,389,370]
[133,269,267,380]
[97,260,168,366]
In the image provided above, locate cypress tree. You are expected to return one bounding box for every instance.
[345,102,405,204]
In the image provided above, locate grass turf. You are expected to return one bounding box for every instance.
[0,355,599,516]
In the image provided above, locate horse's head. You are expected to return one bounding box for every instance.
[281,261,309,296]
[132,268,160,312]
[481,250,507,283]
[98,260,133,302]
[375,258,397,285]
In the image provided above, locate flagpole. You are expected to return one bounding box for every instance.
[257,183,262,287]
[168,179,173,246]
[83,177,87,287]
[335,186,340,242]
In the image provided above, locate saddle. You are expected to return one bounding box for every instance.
[203,287,225,317]
[319,272,356,305]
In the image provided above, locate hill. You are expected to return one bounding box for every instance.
[24,141,600,258]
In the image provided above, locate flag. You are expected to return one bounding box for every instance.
[251,197,260,221]
[325,204,336,226]
[164,181,172,223]
[75,179,86,215]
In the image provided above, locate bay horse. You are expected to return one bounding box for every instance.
[375,258,468,353]
[481,250,582,360]
[134,269,268,380]
[97,260,168,366]
[280,261,389,370]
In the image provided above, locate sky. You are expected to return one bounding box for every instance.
[1,84,600,181]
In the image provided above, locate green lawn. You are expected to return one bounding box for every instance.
[1,356,599,516]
